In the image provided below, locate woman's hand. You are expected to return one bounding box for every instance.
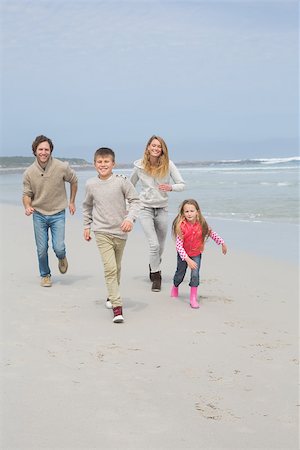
[158,184,172,192]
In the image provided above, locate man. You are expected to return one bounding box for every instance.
[23,135,78,287]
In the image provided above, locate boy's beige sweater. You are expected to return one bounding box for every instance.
[23,157,78,215]
[83,174,141,240]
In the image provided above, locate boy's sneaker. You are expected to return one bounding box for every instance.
[58,256,68,274]
[106,298,113,309]
[41,275,52,287]
[113,306,124,323]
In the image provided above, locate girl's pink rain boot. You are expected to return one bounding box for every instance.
[170,285,179,298]
[190,287,199,309]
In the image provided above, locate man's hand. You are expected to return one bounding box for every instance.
[24,206,35,216]
[69,202,76,215]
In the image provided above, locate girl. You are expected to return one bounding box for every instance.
[171,199,227,308]
[130,135,185,292]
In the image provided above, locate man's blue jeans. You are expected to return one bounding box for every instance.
[33,210,66,277]
[173,252,202,287]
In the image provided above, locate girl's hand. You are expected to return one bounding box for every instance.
[222,243,227,255]
[158,184,172,192]
[186,257,197,270]
[84,229,92,241]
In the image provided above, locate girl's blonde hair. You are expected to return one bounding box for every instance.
[172,199,210,241]
[142,135,169,178]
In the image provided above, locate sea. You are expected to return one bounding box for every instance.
[1,156,299,264]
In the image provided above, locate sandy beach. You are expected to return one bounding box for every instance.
[0,203,299,450]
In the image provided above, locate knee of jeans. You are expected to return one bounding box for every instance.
[53,241,65,256]
[190,274,199,285]
[37,245,48,258]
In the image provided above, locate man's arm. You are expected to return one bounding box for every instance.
[23,195,35,216]
[69,182,78,215]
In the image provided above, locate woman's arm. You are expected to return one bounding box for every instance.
[169,161,185,192]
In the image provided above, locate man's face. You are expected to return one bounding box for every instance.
[35,141,51,166]
[94,155,115,180]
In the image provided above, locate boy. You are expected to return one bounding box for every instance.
[83,147,141,323]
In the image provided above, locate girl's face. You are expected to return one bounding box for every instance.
[183,203,198,223]
[147,138,162,159]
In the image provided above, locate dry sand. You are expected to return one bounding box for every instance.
[1,204,299,450]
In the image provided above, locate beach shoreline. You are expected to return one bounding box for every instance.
[1,203,299,449]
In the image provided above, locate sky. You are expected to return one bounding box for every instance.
[0,0,298,163]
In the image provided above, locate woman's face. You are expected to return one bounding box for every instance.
[147,138,163,158]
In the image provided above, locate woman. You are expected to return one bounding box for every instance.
[130,135,185,292]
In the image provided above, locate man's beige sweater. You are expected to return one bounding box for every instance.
[23,157,78,215]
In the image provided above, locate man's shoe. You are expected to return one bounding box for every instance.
[41,275,52,287]
[58,257,68,274]
[106,298,113,309]
[113,306,124,323]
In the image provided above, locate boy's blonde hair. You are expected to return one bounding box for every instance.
[172,199,210,241]
[142,135,169,178]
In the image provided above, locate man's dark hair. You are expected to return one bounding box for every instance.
[94,147,115,162]
[32,135,54,155]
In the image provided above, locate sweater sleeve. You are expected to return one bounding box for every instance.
[169,161,185,192]
[82,184,93,229]
[123,178,141,223]
[129,167,139,187]
[22,171,33,198]
[63,163,78,184]
[209,229,225,245]
[176,235,188,260]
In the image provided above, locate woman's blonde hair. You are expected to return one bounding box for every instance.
[172,199,210,241]
[142,135,169,178]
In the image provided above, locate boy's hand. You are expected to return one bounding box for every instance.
[121,220,133,233]
[84,229,92,241]
[222,243,227,255]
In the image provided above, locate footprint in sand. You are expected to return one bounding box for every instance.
[195,396,241,421]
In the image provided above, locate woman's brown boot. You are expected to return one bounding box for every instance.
[151,271,161,292]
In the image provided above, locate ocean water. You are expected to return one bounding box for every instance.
[1,157,299,263]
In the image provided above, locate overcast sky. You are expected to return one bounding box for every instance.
[0,0,298,162]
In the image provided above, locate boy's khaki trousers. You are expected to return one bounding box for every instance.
[95,232,126,308]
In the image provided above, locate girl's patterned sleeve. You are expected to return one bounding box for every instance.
[209,229,225,245]
[176,235,188,260]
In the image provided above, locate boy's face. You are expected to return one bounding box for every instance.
[94,155,115,180]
